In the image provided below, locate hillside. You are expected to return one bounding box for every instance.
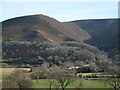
[2,41,109,67]
[2,14,117,66]
[2,14,90,43]
[70,19,118,57]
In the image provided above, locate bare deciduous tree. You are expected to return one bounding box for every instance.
[45,69,55,90]
[103,65,120,90]
[2,69,32,89]
[50,66,76,90]
[31,65,48,83]
[63,61,74,68]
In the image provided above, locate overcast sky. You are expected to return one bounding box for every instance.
[0,1,119,22]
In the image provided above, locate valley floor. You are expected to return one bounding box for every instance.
[1,68,113,89]
[32,79,112,88]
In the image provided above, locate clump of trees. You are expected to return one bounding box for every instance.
[2,69,32,89]
[102,65,120,90]
[3,41,119,89]
[2,41,109,67]
[31,62,77,90]
[49,66,76,90]
[2,59,120,90]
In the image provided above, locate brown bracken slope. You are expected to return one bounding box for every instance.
[2,14,90,43]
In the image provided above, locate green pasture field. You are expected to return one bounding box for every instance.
[1,68,113,89]
[77,73,112,77]
[78,73,102,75]
[0,68,30,79]
[32,79,112,88]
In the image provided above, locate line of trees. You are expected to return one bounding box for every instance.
[2,61,120,90]
[31,62,77,90]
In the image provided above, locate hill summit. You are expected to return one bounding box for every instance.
[2,14,90,43]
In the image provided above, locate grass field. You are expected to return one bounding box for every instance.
[77,73,112,77]
[0,68,30,79]
[32,79,112,88]
[77,73,102,76]
[1,68,112,89]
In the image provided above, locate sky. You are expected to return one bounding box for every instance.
[0,1,119,22]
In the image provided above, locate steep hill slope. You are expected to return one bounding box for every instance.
[2,14,90,43]
[2,41,109,67]
[2,14,111,67]
[70,19,118,57]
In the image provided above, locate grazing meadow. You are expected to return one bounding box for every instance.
[1,68,112,89]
